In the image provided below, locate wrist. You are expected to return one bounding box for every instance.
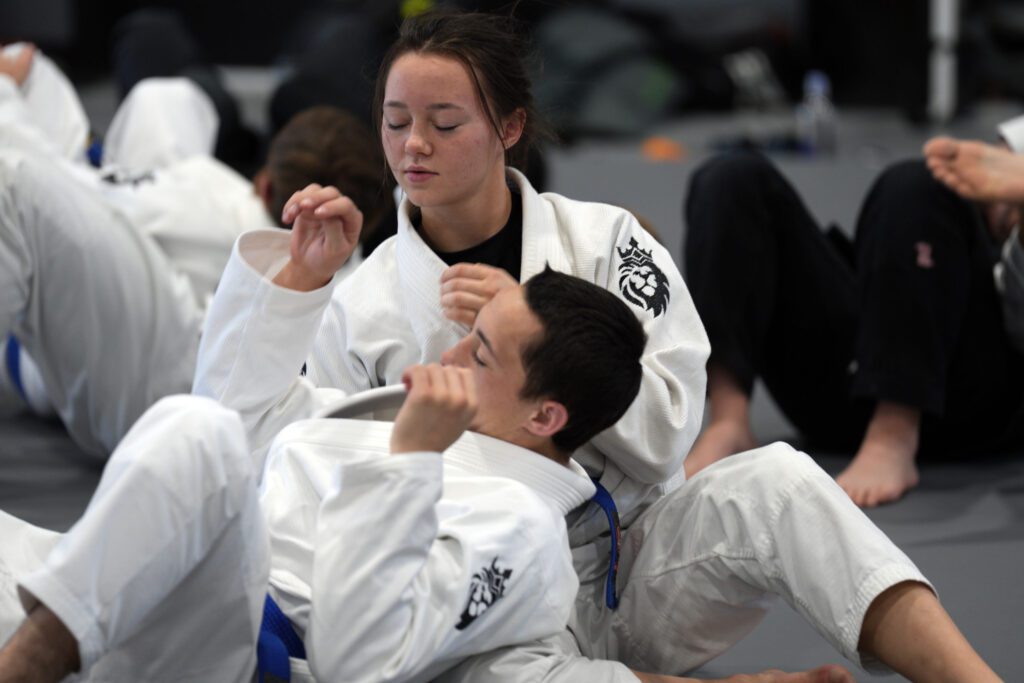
[273,261,331,292]
[390,440,442,456]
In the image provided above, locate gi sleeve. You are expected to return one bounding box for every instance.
[590,215,710,484]
[0,45,89,160]
[307,456,577,683]
[997,226,1024,353]
[192,229,349,463]
[305,282,385,396]
[998,115,1024,152]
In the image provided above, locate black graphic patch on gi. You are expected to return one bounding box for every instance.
[100,168,155,187]
[617,237,670,317]
[455,557,512,631]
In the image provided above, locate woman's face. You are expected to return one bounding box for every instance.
[381,52,514,213]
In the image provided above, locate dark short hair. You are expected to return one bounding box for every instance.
[266,106,393,241]
[372,9,547,171]
[521,268,647,454]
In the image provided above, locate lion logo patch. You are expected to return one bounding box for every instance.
[617,237,670,317]
[455,557,512,631]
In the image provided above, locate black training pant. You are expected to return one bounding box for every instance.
[684,151,1024,456]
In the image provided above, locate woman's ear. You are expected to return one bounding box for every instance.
[501,108,526,150]
[254,168,273,210]
[524,399,568,440]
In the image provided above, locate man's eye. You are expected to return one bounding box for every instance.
[472,352,486,367]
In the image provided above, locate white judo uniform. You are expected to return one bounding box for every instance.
[0,392,594,682]
[196,168,931,679]
[0,46,273,457]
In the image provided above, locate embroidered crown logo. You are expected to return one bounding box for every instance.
[455,557,512,631]
[617,237,670,317]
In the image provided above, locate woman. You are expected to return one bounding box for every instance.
[196,9,995,683]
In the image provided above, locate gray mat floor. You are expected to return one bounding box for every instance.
[2,88,1023,680]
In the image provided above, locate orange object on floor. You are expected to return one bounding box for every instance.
[641,136,686,162]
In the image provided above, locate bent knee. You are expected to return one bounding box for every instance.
[704,441,828,498]
[112,395,253,486]
[688,151,777,200]
[860,159,977,243]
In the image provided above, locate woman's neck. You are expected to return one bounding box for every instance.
[419,169,513,253]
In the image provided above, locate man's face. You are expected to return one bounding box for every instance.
[440,286,543,445]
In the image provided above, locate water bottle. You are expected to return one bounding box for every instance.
[795,71,837,156]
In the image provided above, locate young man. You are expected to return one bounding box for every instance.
[0,269,646,682]
[0,44,389,457]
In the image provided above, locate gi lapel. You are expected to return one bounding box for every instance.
[395,201,467,361]
[510,168,574,281]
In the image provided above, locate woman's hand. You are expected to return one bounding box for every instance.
[440,263,518,326]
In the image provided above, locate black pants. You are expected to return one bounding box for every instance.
[684,151,1024,456]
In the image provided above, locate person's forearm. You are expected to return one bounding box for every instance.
[0,604,79,683]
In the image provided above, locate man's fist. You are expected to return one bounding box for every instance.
[390,364,477,455]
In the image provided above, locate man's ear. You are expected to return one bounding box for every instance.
[501,108,526,151]
[253,168,273,211]
[524,399,568,440]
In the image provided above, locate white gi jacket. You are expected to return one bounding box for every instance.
[195,231,601,679]
[260,417,595,683]
[304,169,709,549]
[0,48,282,455]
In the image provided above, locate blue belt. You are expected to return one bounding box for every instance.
[3,335,25,401]
[590,480,621,610]
[257,594,306,682]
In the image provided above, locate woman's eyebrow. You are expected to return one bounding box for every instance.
[383,101,466,112]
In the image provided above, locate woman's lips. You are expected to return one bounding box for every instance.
[404,169,437,183]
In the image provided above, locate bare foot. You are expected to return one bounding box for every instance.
[836,445,919,508]
[923,136,1024,203]
[685,419,755,478]
[837,401,921,508]
[687,364,756,479]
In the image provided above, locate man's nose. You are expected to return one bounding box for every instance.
[441,336,470,367]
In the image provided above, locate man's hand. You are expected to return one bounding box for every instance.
[440,263,518,326]
[273,184,362,291]
[390,364,477,455]
[0,43,35,87]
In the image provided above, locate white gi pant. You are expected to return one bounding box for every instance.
[0,396,268,682]
[0,150,203,458]
[440,444,930,681]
